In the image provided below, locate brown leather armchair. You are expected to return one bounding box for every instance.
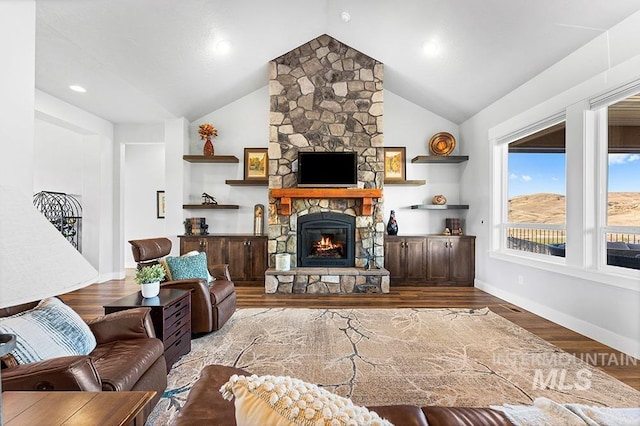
[129,237,236,334]
[1,302,167,421]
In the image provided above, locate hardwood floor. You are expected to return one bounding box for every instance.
[60,275,640,392]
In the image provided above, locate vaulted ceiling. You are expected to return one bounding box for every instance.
[35,0,640,125]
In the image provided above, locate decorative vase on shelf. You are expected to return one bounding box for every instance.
[203,138,214,156]
[387,210,398,235]
[141,281,160,298]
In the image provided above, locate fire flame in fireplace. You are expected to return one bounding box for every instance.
[312,235,344,257]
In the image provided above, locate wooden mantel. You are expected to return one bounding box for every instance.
[270,188,383,215]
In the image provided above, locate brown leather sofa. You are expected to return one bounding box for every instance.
[1,301,167,421]
[129,237,237,333]
[172,365,514,426]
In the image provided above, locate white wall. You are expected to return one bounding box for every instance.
[123,144,166,267]
[0,0,35,194]
[187,86,271,234]
[461,11,640,356]
[35,90,118,282]
[383,90,461,235]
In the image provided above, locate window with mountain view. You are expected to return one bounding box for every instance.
[604,94,640,271]
[506,122,566,257]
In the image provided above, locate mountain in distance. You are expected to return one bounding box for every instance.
[508,192,639,226]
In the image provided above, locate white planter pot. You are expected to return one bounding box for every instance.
[141,281,160,298]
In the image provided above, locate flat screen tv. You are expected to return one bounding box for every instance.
[297,151,357,187]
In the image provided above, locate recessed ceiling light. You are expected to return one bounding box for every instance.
[341,11,351,23]
[69,85,86,93]
[422,40,439,56]
[215,39,231,55]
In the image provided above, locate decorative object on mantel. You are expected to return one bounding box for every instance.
[134,264,165,298]
[253,204,264,235]
[432,194,447,205]
[198,123,218,156]
[387,210,398,235]
[201,192,217,205]
[443,227,451,235]
[184,217,208,235]
[428,132,456,156]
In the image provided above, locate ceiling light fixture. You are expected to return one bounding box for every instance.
[215,39,231,55]
[69,85,86,93]
[422,40,439,56]
[341,11,351,23]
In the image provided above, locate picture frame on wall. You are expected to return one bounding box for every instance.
[384,147,406,181]
[157,190,165,219]
[244,148,268,180]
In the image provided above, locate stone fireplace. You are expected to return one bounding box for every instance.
[266,34,389,294]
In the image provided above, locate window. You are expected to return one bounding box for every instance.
[505,122,566,257]
[602,94,640,271]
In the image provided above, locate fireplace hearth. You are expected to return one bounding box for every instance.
[298,212,355,267]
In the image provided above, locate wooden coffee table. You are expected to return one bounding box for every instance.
[2,391,155,426]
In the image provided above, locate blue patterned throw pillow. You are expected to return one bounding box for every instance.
[0,297,97,364]
[166,252,209,281]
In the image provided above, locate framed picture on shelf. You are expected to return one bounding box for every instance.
[244,148,268,180]
[384,147,406,181]
[156,190,165,219]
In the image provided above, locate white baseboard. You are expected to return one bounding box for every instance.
[475,279,640,359]
[97,270,125,283]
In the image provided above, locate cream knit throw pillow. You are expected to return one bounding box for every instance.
[220,374,393,426]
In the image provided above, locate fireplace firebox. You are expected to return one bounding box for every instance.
[297,212,355,267]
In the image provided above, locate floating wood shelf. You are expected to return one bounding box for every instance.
[183,155,239,163]
[225,179,269,186]
[182,204,239,209]
[384,179,426,186]
[411,155,469,164]
[410,204,469,210]
[269,188,383,216]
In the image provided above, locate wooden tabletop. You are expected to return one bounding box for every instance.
[2,391,156,426]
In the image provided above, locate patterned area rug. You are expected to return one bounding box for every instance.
[148,308,639,425]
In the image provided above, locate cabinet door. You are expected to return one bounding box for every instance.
[247,237,267,282]
[449,237,475,285]
[226,238,248,281]
[384,238,405,283]
[204,237,227,271]
[404,237,428,283]
[426,237,450,282]
[180,237,205,254]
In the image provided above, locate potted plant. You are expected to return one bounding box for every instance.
[134,264,166,298]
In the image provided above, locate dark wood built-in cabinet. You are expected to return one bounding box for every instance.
[384,236,428,284]
[179,234,268,286]
[384,235,475,286]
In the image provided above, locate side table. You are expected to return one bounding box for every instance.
[104,288,191,371]
[2,391,155,426]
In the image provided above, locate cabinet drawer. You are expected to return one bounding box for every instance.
[164,305,189,337]
[164,331,191,368]
[163,294,189,321]
[164,320,191,350]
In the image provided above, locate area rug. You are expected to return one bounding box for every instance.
[148,308,639,425]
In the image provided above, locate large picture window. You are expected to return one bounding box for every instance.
[602,94,640,271]
[506,122,566,257]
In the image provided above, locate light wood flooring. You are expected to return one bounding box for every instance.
[60,275,640,392]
